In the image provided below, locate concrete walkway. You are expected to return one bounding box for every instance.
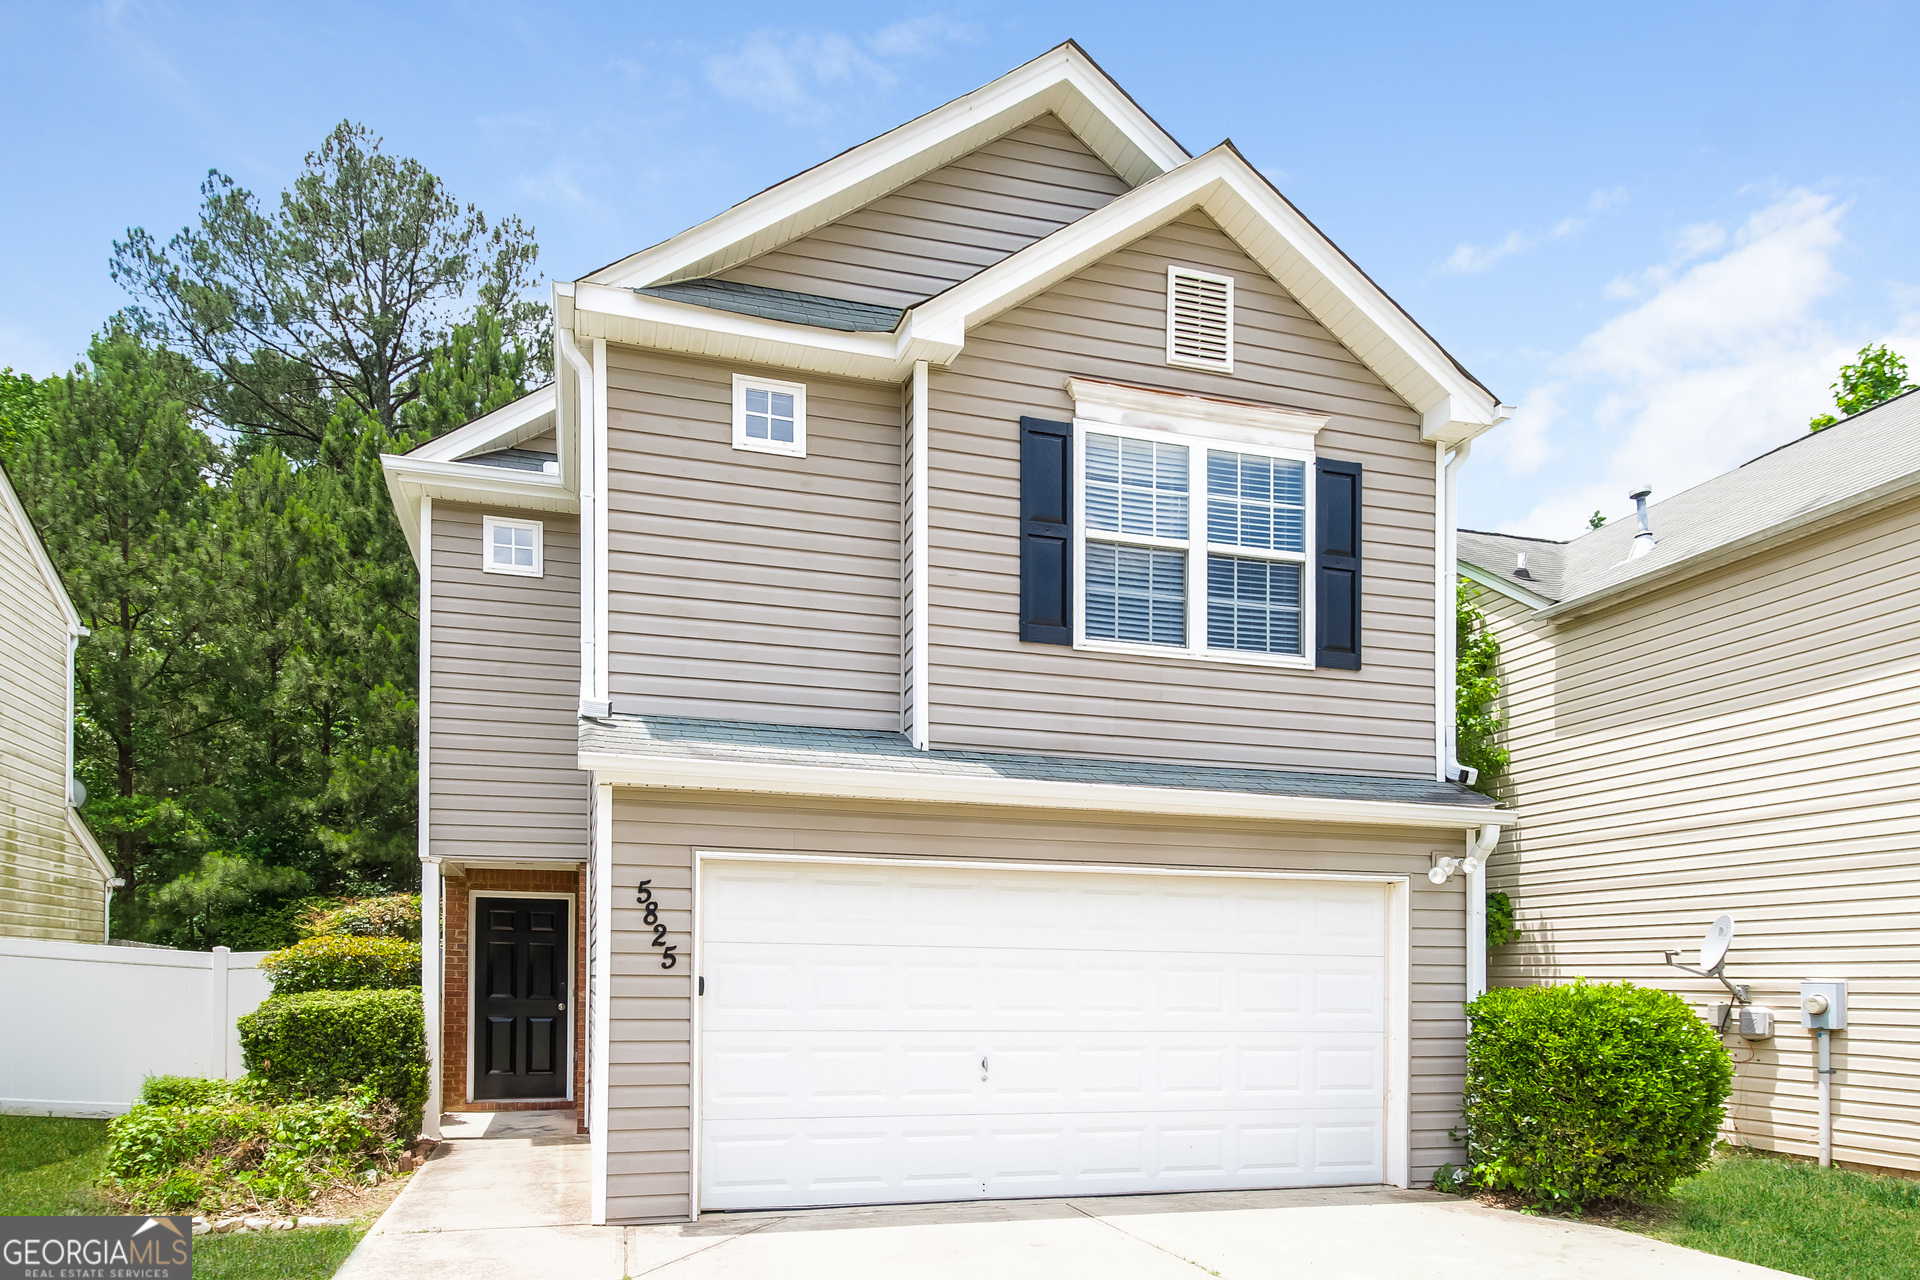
[338,1113,1797,1279]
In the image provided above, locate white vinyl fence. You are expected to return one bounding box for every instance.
[0,937,274,1117]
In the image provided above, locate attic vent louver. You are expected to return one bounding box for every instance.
[1166,266,1234,373]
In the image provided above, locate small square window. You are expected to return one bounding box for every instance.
[732,373,807,457]
[482,515,543,577]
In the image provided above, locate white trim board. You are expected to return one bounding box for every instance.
[462,888,578,1107]
[688,848,1416,1210]
[581,751,1512,832]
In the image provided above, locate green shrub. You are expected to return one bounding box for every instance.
[1453,980,1732,1208]
[238,988,429,1137]
[101,1085,399,1213]
[299,894,421,941]
[259,934,420,994]
[140,1075,231,1107]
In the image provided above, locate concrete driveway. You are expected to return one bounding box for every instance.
[338,1112,1796,1279]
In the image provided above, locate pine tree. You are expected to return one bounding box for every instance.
[10,326,232,935]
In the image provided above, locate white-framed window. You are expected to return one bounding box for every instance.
[482,514,543,577]
[1165,265,1235,373]
[1074,421,1311,666]
[732,373,807,457]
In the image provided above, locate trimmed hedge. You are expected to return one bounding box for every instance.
[258,934,420,994]
[238,988,429,1137]
[1453,980,1732,1208]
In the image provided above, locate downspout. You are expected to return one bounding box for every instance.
[1438,441,1477,785]
[908,360,931,749]
[416,494,441,1140]
[1464,822,1500,1000]
[558,327,605,716]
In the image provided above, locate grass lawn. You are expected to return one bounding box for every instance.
[0,1115,363,1280]
[1621,1147,1920,1279]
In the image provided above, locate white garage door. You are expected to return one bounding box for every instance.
[698,858,1387,1212]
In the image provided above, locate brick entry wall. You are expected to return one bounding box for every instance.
[441,865,588,1121]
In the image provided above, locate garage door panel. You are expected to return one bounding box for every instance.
[701,1109,1383,1210]
[703,864,1384,957]
[704,1030,1379,1119]
[706,941,1383,1031]
[699,861,1387,1211]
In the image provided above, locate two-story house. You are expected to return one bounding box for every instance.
[1461,387,1920,1177]
[383,43,1513,1225]
[1,459,115,942]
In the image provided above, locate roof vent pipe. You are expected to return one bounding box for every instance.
[1628,483,1656,558]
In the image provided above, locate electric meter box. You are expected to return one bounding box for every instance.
[1800,979,1848,1030]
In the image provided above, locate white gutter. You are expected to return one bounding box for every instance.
[558,327,606,716]
[579,751,1512,832]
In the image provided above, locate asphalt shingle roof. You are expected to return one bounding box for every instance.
[1459,389,1920,609]
[635,279,905,333]
[578,713,1496,809]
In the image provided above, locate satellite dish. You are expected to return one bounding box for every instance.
[1698,914,1735,972]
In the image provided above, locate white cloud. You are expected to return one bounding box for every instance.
[1441,188,1627,275]
[1478,189,1919,538]
[868,16,980,57]
[703,18,975,125]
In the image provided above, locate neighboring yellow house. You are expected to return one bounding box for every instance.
[1460,388,1920,1175]
[0,459,113,941]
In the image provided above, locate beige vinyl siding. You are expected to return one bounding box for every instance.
[428,503,590,861]
[1481,494,1920,1174]
[926,210,1438,775]
[603,349,903,729]
[605,788,1470,1222]
[717,115,1131,310]
[0,492,101,942]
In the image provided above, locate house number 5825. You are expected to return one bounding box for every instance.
[636,879,678,969]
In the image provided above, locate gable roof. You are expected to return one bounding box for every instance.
[1458,389,1920,617]
[583,42,1189,292]
[566,138,1509,440]
[379,383,578,562]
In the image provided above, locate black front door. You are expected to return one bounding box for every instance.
[473,896,569,1100]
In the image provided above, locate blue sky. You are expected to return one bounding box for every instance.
[5,1,1916,534]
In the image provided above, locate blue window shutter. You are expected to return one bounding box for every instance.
[1019,416,1073,644]
[1314,457,1362,670]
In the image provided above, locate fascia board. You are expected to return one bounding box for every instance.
[411,384,559,464]
[0,462,81,633]
[1458,562,1555,611]
[1539,469,1920,623]
[67,809,114,881]
[909,150,1501,427]
[571,283,959,381]
[585,46,1188,291]
[578,750,1512,831]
